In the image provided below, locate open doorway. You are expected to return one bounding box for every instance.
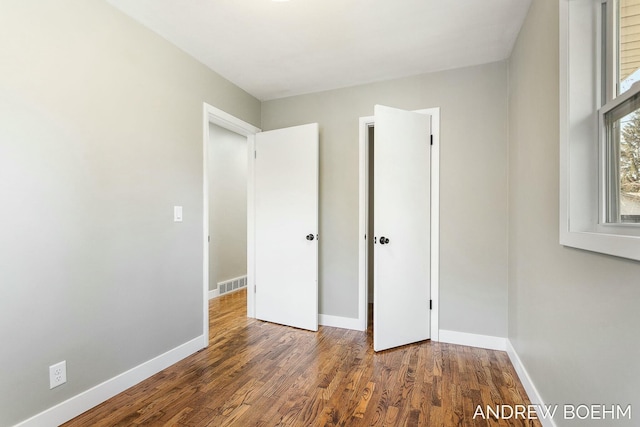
[367,126,375,322]
[203,105,320,339]
[202,104,261,347]
[207,124,248,299]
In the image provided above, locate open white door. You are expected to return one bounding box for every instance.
[254,123,319,331]
[373,105,431,351]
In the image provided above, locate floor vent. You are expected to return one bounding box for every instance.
[218,275,247,295]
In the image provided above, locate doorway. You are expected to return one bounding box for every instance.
[203,104,320,342]
[357,107,441,345]
[207,123,248,299]
[203,104,261,347]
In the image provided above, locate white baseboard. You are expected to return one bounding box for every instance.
[506,339,557,427]
[319,314,366,331]
[13,336,205,427]
[438,329,506,351]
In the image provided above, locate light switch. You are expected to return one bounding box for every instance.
[174,206,183,222]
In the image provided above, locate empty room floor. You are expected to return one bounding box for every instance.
[64,290,540,426]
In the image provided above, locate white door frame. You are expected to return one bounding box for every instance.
[203,103,261,348]
[357,107,440,340]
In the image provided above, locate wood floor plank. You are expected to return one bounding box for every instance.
[63,290,541,427]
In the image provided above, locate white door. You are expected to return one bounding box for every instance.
[254,123,319,331]
[373,105,431,351]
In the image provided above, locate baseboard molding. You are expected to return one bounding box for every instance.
[319,314,365,331]
[438,329,506,351]
[13,336,205,427]
[506,339,557,427]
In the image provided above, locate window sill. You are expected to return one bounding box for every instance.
[560,228,640,260]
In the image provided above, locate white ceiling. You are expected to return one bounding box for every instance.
[105,0,532,101]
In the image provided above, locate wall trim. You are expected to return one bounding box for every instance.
[439,329,506,351]
[506,340,557,427]
[208,289,220,299]
[319,314,365,331]
[13,336,204,427]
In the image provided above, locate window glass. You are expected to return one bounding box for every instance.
[604,92,640,222]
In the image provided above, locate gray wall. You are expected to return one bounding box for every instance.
[208,123,248,290]
[262,62,509,337]
[13,1,634,425]
[508,0,640,425]
[0,0,259,425]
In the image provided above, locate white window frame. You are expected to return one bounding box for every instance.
[560,0,640,261]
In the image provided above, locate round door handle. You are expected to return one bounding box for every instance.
[306,234,315,241]
[380,236,390,245]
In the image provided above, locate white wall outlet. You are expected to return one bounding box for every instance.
[49,361,67,389]
[174,206,183,222]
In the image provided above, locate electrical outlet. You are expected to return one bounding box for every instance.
[49,361,67,389]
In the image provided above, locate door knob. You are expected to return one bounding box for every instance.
[306,234,315,241]
[380,236,390,245]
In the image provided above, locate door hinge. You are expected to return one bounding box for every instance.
[208,235,210,243]
[254,150,257,159]
[429,299,432,310]
[254,285,256,293]
[430,134,433,145]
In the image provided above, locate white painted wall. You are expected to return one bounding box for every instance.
[0,1,259,425]
[262,61,509,338]
[208,124,248,291]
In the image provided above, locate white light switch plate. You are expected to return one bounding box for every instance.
[174,206,183,222]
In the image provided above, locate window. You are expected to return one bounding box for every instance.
[560,0,640,261]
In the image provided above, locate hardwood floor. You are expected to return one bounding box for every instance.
[64,290,541,426]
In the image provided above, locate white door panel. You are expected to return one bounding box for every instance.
[254,123,319,331]
[374,105,431,351]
